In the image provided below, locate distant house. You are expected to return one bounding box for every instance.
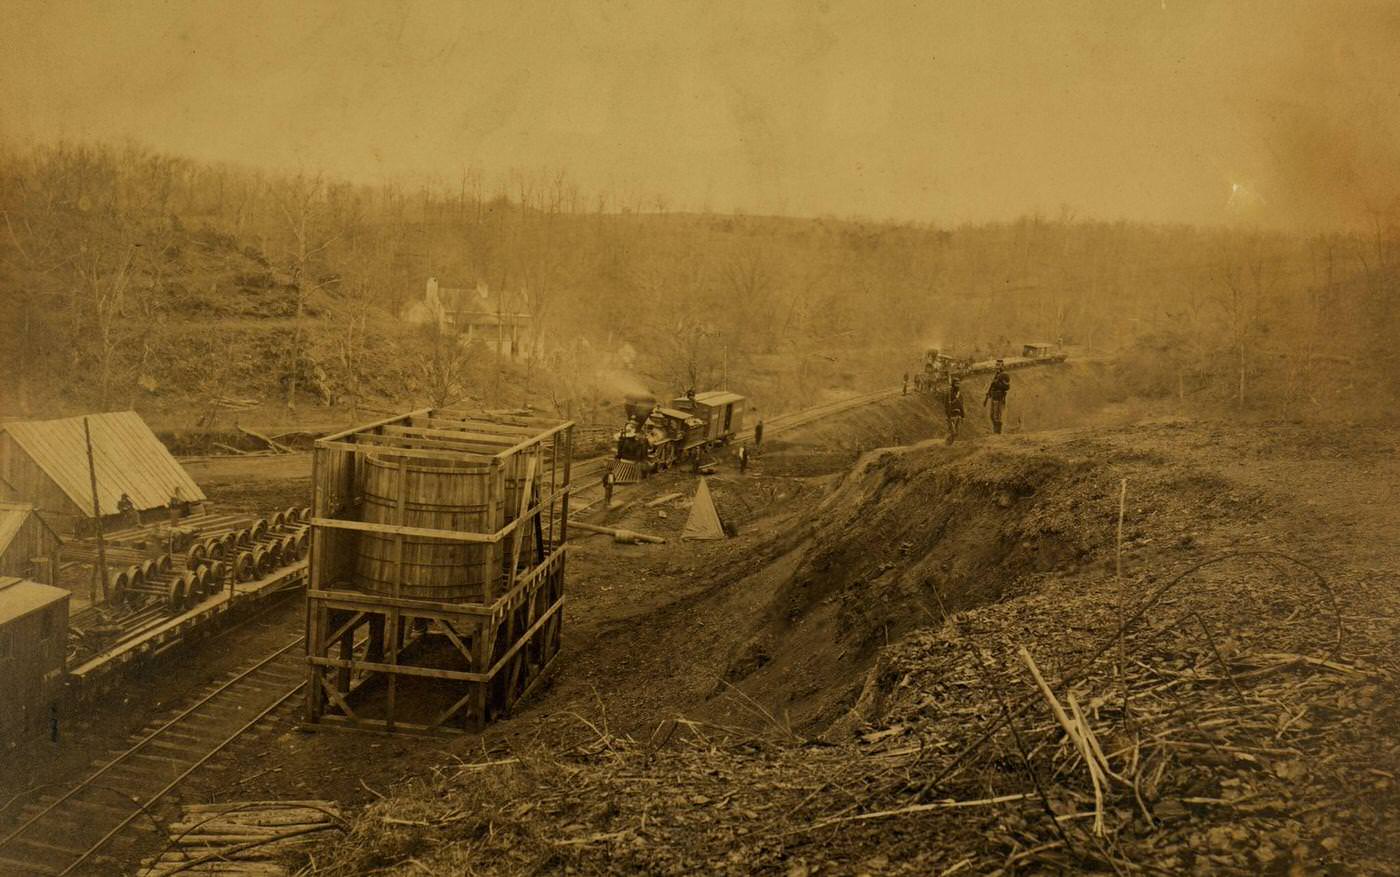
[0,411,206,535]
[0,503,62,585]
[403,278,533,359]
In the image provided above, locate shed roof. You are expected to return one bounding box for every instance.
[0,576,68,625]
[692,391,745,407]
[1,411,205,515]
[0,503,60,557]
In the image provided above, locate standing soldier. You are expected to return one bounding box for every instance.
[753,416,765,450]
[902,372,909,395]
[983,359,1011,434]
[737,444,749,474]
[602,463,615,510]
[944,377,965,444]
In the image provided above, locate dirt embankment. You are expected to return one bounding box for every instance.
[255,361,1397,874]
[298,413,1398,875]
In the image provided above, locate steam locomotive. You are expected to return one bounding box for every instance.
[616,389,747,475]
[914,343,1067,393]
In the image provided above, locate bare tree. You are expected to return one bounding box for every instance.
[418,326,480,409]
[273,173,337,409]
[1214,232,1277,409]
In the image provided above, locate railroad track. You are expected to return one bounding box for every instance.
[0,639,307,876]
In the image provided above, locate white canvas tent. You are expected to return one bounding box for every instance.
[682,478,725,541]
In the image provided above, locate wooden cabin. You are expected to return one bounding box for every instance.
[0,503,62,585]
[0,411,206,535]
[0,576,69,747]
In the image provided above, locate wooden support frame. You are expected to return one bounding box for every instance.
[305,411,573,733]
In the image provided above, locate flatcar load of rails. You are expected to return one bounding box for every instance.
[65,507,312,616]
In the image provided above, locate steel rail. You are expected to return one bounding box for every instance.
[0,637,306,874]
[58,678,307,876]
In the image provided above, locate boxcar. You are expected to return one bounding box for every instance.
[673,391,746,445]
[0,576,69,747]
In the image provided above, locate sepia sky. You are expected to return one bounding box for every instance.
[3,0,1396,227]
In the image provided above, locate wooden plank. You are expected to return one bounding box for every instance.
[506,456,537,597]
[310,517,497,544]
[309,655,486,682]
[352,432,504,456]
[415,416,540,437]
[315,439,493,464]
[492,420,575,461]
[383,424,516,446]
[319,409,424,443]
[308,588,496,617]
[485,596,564,678]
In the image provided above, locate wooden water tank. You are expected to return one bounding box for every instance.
[356,456,494,601]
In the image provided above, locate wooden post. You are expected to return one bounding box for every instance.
[393,459,407,600]
[386,607,399,732]
[560,425,573,543]
[83,417,110,605]
[483,459,499,603]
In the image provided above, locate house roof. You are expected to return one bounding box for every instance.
[437,285,531,320]
[0,503,60,558]
[0,576,68,625]
[1,411,206,515]
[692,391,746,407]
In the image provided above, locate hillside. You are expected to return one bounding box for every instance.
[3,141,1396,430]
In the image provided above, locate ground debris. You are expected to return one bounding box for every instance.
[298,428,1400,876]
[143,801,343,876]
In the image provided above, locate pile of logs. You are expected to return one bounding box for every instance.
[142,800,343,875]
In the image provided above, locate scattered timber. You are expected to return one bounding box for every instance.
[569,519,666,544]
[237,425,295,454]
[143,801,342,876]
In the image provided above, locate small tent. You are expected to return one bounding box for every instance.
[682,478,726,541]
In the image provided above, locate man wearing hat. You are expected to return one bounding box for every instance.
[983,360,1011,434]
[944,377,965,444]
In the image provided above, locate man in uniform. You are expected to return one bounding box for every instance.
[902,372,909,395]
[602,463,615,510]
[753,417,765,450]
[945,377,965,444]
[983,359,1011,434]
[737,444,750,474]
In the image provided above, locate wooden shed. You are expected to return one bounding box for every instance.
[0,411,205,534]
[0,576,69,746]
[0,502,62,585]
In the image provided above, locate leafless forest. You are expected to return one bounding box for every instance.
[4,141,1396,423]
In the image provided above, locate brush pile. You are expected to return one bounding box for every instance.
[299,540,1397,875]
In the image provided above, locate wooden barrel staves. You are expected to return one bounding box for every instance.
[353,455,517,602]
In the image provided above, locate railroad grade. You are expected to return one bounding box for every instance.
[0,638,306,876]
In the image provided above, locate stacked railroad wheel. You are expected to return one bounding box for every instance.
[114,508,312,615]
